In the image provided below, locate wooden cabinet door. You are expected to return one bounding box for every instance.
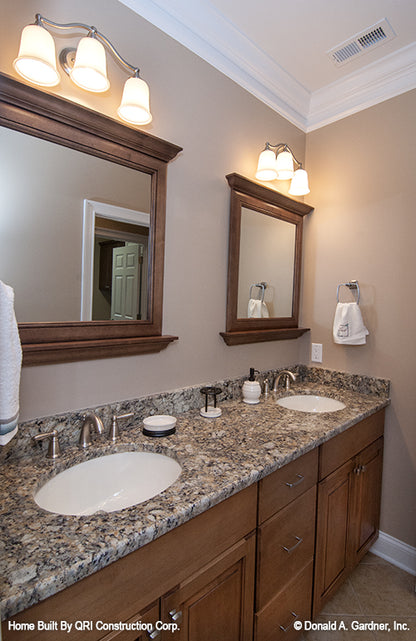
[314,436,384,617]
[99,601,160,641]
[160,534,256,641]
[350,437,384,564]
[313,457,355,616]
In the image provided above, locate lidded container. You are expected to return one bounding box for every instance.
[242,368,261,404]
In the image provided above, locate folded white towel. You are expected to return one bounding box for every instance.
[0,280,22,445]
[248,298,269,318]
[333,302,369,345]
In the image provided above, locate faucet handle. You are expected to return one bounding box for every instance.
[33,429,61,459]
[109,412,133,442]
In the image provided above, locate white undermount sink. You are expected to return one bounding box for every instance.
[277,395,346,413]
[34,451,182,516]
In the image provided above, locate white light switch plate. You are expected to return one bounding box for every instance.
[311,343,323,362]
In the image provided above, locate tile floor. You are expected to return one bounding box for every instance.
[300,553,416,641]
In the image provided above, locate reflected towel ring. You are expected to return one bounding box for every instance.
[249,282,267,303]
[336,280,360,304]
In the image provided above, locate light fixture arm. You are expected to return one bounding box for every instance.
[264,142,304,169]
[34,13,140,77]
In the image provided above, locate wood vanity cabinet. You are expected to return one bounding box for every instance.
[3,409,386,641]
[255,449,318,641]
[313,409,385,616]
[2,485,257,641]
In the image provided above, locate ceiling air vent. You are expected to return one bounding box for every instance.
[327,19,396,67]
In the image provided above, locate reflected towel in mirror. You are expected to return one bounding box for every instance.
[248,299,270,318]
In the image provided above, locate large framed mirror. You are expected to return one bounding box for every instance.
[0,72,182,364]
[220,173,313,345]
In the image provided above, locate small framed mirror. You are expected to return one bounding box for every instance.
[220,173,313,345]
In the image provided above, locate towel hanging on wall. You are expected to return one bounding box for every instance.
[0,280,22,445]
[333,302,369,345]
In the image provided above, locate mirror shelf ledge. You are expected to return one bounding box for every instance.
[220,327,309,346]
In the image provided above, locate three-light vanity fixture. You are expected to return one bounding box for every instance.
[13,14,152,126]
[256,142,310,195]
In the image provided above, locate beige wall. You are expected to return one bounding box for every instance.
[304,90,416,547]
[1,0,307,421]
[3,1,414,550]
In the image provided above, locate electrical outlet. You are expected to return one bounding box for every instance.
[311,343,323,363]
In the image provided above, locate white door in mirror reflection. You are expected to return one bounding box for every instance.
[81,200,150,321]
[111,244,141,320]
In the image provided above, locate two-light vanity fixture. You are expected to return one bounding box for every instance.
[13,14,152,126]
[256,142,310,195]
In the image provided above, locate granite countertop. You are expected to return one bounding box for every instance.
[0,381,390,620]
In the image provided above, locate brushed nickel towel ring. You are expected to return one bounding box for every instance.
[336,280,360,304]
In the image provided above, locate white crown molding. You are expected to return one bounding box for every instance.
[307,42,416,131]
[120,0,416,132]
[119,0,309,130]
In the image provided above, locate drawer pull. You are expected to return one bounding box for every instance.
[147,628,161,639]
[282,535,303,554]
[169,608,182,623]
[285,474,304,488]
[279,611,298,632]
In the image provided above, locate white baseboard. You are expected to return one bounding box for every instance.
[371,530,416,576]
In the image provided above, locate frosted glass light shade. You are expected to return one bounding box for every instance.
[117,77,152,125]
[275,150,294,180]
[13,24,60,87]
[70,37,110,92]
[255,148,277,181]
[289,169,310,196]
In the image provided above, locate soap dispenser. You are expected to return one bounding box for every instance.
[242,368,261,404]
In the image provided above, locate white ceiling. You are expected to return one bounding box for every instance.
[119,0,416,131]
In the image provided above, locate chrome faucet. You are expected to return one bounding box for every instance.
[79,413,104,448]
[272,370,296,392]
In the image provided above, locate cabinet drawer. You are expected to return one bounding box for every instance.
[258,448,318,523]
[319,409,385,480]
[255,561,313,641]
[256,486,316,610]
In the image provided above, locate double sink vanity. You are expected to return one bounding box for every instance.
[1,367,389,641]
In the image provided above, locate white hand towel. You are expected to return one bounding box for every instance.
[248,299,269,318]
[333,302,369,345]
[0,280,22,445]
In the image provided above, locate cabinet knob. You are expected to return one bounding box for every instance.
[169,609,182,623]
[279,611,298,633]
[354,464,366,475]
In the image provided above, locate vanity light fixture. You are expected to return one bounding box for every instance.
[13,14,152,125]
[256,143,310,195]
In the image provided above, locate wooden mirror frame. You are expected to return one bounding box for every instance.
[0,73,182,365]
[220,173,313,345]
